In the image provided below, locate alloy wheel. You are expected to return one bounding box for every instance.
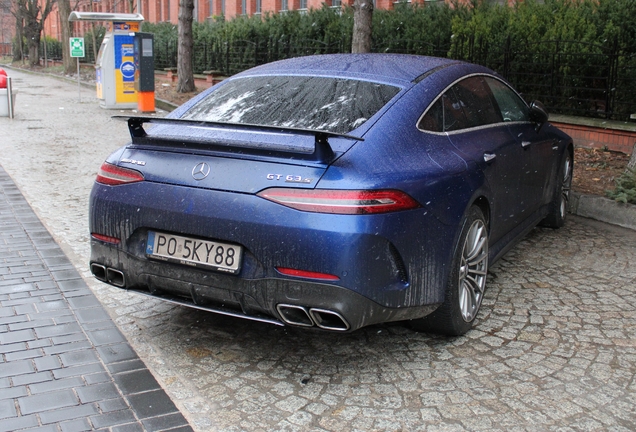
[559,154,573,219]
[458,219,488,322]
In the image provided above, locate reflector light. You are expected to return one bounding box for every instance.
[276,267,340,281]
[96,162,144,185]
[257,188,420,214]
[91,233,121,245]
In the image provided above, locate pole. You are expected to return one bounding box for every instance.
[7,77,13,119]
[77,57,81,102]
[43,26,47,68]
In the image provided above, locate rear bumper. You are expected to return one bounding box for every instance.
[90,241,439,331]
[88,180,458,330]
[90,182,456,307]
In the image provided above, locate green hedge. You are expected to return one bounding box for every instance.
[142,0,636,120]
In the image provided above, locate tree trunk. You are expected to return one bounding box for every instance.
[13,13,23,62]
[89,2,98,66]
[57,0,74,74]
[25,20,41,66]
[351,0,373,54]
[176,0,195,93]
[628,142,636,170]
[17,0,55,67]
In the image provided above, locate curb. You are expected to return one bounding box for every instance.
[155,97,177,112]
[570,192,636,231]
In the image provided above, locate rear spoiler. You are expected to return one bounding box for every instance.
[112,116,364,164]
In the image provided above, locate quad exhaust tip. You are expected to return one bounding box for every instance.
[90,263,126,288]
[90,265,348,331]
[277,304,350,331]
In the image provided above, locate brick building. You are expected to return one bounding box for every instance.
[42,0,444,42]
[1,0,13,56]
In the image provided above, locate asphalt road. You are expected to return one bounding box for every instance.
[2,68,636,431]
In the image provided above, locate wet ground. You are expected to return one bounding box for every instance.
[1,68,636,431]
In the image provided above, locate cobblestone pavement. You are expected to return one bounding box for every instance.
[1,165,191,431]
[2,68,636,431]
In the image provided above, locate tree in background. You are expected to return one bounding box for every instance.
[177,0,195,92]
[351,0,372,53]
[14,0,55,66]
[56,0,73,73]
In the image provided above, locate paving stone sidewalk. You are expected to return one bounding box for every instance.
[2,65,636,432]
[0,165,192,432]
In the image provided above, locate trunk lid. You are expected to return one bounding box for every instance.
[115,117,362,194]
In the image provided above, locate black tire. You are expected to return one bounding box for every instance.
[541,150,573,228]
[411,206,489,336]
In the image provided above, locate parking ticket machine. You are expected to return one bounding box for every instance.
[133,32,155,112]
[69,12,144,109]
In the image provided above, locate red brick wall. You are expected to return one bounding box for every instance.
[552,122,635,155]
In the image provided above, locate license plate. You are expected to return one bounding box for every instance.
[146,231,242,274]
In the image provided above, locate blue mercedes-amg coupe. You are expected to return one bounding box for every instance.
[89,54,573,335]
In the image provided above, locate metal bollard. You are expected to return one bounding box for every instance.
[7,77,13,119]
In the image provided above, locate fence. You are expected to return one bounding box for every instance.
[151,34,635,121]
[450,36,636,122]
[154,35,349,76]
[34,30,635,122]
[0,43,10,56]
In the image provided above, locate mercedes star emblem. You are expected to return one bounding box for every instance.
[192,162,211,181]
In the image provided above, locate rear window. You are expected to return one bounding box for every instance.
[181,76,401,134]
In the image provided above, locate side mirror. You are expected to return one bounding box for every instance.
[529,100,548,130]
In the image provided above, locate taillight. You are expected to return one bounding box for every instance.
[91,233,121,245]
[96,162,144,185]
[276,267,340,281]
[257,188,420,214]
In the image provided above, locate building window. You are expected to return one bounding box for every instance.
[280,0,288,11]
[242,0,247,14]
[299,0,306,9]
[256,0,262,13]
[166,0,171,21]
[331,0,341,7]
[221,0,225,16]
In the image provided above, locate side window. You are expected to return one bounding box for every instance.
[418,76,504,133]
[441,91,469,132]
[418,90,470,132]
[451,77,503,128]
[484,77,530,122]
[418,98,443,132]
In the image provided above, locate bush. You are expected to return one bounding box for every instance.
[142,0,636,120]
[606,168,636,204]
[83,26,106,64]
[40,36,63,61]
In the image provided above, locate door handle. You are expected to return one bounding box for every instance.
[484,153,496,163]
[522,141,532,148]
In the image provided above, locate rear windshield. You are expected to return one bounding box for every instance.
[181,76,401,134]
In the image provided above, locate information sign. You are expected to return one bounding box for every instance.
[70,38,85,58]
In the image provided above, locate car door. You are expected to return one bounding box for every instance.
[419,76,535,244]
[484,77,557,209]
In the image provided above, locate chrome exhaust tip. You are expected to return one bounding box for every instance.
[276,304,313,327]
[90,263,107,282]
[309,308,350,331]
[106,268,126,288]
